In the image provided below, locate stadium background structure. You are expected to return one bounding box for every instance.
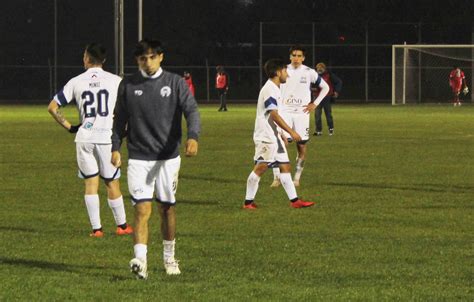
[1,0,474,103]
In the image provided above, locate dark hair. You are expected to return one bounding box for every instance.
[289,44,306,56]
[264,59,287,78]
[134,39,164,57]
[85,43,106,65]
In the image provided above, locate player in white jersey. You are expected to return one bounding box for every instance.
[47,43,133,237]
[272,45,329,187]
[243,59,315,210]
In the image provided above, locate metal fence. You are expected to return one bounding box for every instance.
[1,1,473,103]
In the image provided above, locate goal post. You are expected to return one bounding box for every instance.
[392,44,474,105]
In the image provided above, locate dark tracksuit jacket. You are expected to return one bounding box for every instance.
[111,69,201,160]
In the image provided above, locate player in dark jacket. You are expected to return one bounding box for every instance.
[312,62,342,136]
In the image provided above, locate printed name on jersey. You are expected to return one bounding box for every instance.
[134,90,143,96]
[161,86,172,97]
[299,76,307,84]
[284,97,303,105]
[89,82,100,88]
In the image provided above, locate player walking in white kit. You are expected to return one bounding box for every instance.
[47,43,133,237]
[243,59,315,210]
[272,45,329,187]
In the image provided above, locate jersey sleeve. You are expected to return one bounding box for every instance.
[310,69,320,84]
[53,78,76,107]
[263,89,278,112]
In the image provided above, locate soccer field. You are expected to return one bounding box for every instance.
[0,104,472,301]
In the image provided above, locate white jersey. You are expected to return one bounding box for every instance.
[253,79,281,143]
[280,64,320,114]
[54,67,122,144]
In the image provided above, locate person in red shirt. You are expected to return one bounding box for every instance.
[183,71,195,96]
[215,65,229,111]
[449,66,468,106]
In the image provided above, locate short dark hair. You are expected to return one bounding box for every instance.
[264,59,287,78]
[134,39,164,57]
[85,43,106,65]
[289,45,306,56]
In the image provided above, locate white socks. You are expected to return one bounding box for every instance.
[294,158,305,181]
[163,239,176,262]
[279,173,298,200]
[84,194,101,230]
[107,196,126,226]
[245,171,261,201]
[134,243,148,262]
[272,167,280,180]
[133,241,175,263]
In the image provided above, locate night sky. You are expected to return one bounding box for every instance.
[1,0,473,101]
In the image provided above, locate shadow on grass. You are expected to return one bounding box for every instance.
[180,174,235,184]
[0,257,78,272]
[0,226,38,233]
[326,181,474,193]
[0,257,124,274]
[179,200,220,205]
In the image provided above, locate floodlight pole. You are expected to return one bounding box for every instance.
[114,0,124,76]
[402,42,407,105]
[138,0,143,41]
[53,0,57,93]
[391,45,395,105]
[259,22,263,88]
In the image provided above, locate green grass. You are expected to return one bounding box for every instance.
[0,104,473,301]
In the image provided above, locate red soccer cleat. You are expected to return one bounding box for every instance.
[290,199,315,208]
[243,203,258,209]
[116,224,134,235]
[89,230,104,238]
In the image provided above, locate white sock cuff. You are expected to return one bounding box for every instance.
[107,196,124,207]
[134,243,148,261]
[249,171,261,181]
[85,194,99,202]
[163,239,176,245]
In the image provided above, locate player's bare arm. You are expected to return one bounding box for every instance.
[269,110,301,142]
[47,100,75,132]
[185,139,198,157]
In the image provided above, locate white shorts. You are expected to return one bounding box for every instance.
[127,156,181,205]
[280,112,310,142]
[253,138,290,167]
[76,143,120,180]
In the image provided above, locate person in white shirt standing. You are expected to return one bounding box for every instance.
[48,43,133,238]
[243,58,315,210]
[271,45,329,187]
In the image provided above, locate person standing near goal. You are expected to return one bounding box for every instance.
[111,39,200,279]
[47,43,133,238]
[449,66,469,106]
[271,45,329,187]
[244,59,315,210]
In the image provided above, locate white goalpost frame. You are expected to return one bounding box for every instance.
[392,44,474,105]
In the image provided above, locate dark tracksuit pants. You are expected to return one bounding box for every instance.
[217,88,227,110]
[315,96,334,132]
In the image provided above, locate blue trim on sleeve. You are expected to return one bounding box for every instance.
[264,97,277,109]
[315,76,321,87]
[56,90,68,106]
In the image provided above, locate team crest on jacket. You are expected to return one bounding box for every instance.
[160,86,172,97]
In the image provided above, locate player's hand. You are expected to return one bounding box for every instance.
[290,131,302,143]
[333,92,339,98]
[303,103,317,113]
[69,124,82,133]
[185,139,198,157]
[111,151,122,168]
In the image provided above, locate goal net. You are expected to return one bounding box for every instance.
[392,45,474,105]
